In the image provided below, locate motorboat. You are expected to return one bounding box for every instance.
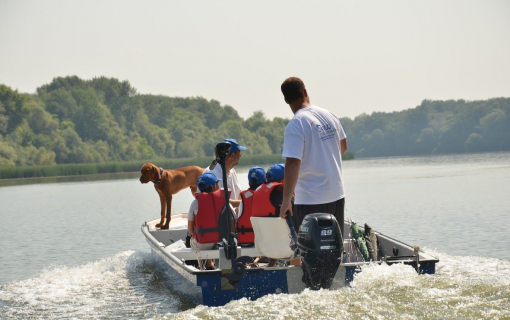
[141,141,438,306]
[141,213,439,306]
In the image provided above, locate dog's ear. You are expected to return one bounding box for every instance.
[153,165,161,181]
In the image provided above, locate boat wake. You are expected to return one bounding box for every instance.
[0,251,184,319]
[1,249,509,320]
[160,249,510,320]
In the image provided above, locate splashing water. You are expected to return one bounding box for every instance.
[1,250,509,320]
[0,251,182,319]
[161,250,510,320]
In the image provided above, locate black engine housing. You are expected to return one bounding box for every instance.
[297,213,344,290]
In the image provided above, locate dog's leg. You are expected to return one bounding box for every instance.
[190,184,197,195]
[156,190,166,228]
[161,194,172,229]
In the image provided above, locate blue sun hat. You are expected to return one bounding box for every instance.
[248,166,266,189]
[224,138,247,154]
[266,163,285,182]
[197,172,221,192]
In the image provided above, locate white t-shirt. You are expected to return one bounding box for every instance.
[202,165,241,200]
[282,105,346,205]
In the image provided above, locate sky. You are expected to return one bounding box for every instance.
[1,0,509,120]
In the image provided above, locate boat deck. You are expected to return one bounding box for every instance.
[144,213,438,270]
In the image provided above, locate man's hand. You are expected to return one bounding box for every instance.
[280,197,293,218]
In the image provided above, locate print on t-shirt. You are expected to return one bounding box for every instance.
[312,121,337,141]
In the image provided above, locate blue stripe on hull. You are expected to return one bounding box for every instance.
[345,266,358,283]
[419,262,436,275]
[199,270,289,306]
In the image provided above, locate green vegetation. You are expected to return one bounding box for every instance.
[341,98,510,157]
[0,154,284,179]
[0,76,286,170]
[1,76,509,179]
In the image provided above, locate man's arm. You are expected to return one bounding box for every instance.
[340,138,348,155]
[280,157,301,218]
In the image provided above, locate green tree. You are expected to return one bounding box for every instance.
[43,89,79,120]
[3,77,510,168]
[0,84,27,133]
[0,101,8,134]
[0,138,16,166]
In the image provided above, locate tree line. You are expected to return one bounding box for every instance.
[0,76,286,167]
[1,76,509,168]
[341,98,510,157]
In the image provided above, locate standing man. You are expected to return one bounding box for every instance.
[279,77,348,236]
[204,138,246,208]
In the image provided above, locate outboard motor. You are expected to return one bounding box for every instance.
[297,213,343,290]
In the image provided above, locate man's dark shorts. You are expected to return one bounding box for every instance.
[293,198,345,237]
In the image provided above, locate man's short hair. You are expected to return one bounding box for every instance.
[281,77,306,103]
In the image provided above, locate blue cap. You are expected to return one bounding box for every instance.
[224,138,247,154]
[266,163,285,182]
[197,172,221,192]
[248,166,266,186]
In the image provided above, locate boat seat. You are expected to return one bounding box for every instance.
[250,217,294,259]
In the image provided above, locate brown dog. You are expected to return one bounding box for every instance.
[140,163,204,229]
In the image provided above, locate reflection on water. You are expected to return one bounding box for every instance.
[0,172,140,188]
[1,152,509,319]
[343,152,510,261]
[0,164,263,188]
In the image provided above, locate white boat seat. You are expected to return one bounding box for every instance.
[250,217,294,259]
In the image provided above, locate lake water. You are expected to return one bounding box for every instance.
[1,152,509,319]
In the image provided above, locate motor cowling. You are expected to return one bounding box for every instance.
[297,213,343,290]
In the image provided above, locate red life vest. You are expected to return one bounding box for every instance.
[252,182,283,218]
[237,189,255,244]
[193,189,227,243]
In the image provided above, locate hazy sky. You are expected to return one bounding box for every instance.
[1,1,509,120]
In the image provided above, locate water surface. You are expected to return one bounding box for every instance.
[1,152,509,319]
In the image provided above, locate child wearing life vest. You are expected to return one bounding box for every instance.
[252,164,287,267]
[188,172,235,270]
[252,163,285,218]
[237,166,267,245]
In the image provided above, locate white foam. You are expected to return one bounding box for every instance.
[429,248,510,285]
[160,251,510,320]
[3,250,510,319]
[0,251,180,319]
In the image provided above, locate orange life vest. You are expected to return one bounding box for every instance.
[237,189,255,244]
[193,189,227,243]
[252,182,283,218]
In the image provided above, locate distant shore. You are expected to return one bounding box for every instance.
[0,153,355,180]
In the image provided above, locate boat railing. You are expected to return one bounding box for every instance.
[170,247,260,261]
